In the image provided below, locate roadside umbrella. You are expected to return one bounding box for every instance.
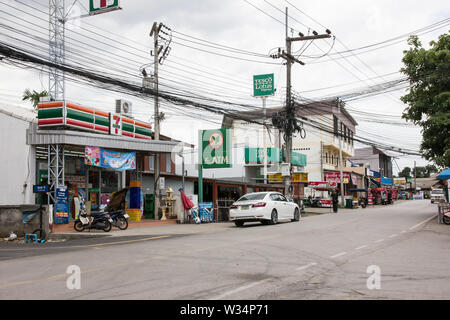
[437,168,450,180]
[179,189,194,210]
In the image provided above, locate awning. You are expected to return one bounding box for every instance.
[348,188,368,192]
[370,178,381,187]
[27,125,180,154]
[437,168,450,180]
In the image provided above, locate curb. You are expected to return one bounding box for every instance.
[48,232,112,241]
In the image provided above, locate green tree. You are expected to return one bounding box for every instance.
[400,33,450,167]
[398,167,411,179]
[22,88,48,110]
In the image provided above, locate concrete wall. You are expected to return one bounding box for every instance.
[141,175,195,196]
[0,112,36,205]
[0,205,49,237]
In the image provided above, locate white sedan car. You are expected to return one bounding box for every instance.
[229,192,301,227]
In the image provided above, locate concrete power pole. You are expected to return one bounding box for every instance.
[279,7,331,197]
[338,98,345,207]
[150,22,162,220]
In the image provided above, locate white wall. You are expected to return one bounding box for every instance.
[0,112,35,205]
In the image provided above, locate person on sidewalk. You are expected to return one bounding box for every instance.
[332,189,339,213]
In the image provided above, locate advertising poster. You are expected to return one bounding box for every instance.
[55,186,69,224]
[85,146,136,171]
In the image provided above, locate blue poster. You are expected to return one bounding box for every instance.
[55,187,69,224]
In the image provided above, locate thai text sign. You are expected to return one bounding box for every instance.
[55,187,69,224]
[253,73,274,97]
[325,172,350,184]
[85,146,136,170]
[201,129,232,169]
[269,172,308,183]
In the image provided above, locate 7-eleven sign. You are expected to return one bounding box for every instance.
[110,114,122,135]
[89,0,120,15]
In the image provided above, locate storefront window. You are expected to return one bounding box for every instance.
[101,171,120,193]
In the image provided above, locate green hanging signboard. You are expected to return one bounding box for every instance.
[201,129,232,169]
[253,73,275,97]
[89,0,121,16]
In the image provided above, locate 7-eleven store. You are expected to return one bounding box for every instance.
[33,101,179,226]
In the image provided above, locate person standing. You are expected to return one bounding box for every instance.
[332,189,339,213]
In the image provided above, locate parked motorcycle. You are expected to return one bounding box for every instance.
[358,197,367,208]
[74,195,113,232]
[109,210,129,230]
[443,211,450,225]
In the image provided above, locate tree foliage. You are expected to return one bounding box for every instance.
[400,33,450,168]
[22,88,48,110]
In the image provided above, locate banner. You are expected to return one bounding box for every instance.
[268,172,308,183]
[394,177,406,185]
[85,146,136,170]
[325,172,350,184]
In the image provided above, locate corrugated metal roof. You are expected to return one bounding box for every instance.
[27,125,182,153]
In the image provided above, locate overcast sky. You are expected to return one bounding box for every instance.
[0,0,449,174]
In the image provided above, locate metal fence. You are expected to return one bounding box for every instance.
[215,199,235,222]
[438,202,450,224]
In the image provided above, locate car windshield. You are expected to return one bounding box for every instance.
[237,193,267,201]
[432,190,444,194]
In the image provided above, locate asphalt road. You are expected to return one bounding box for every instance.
[0,200,448,300]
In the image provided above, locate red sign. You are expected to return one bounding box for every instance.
[320,199,332,208]
[308,181,329,188]
[325,172,350,184]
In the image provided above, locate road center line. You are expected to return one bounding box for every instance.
[355,245,368,250]
[330,252,347,258]
[409,215,436,230]
[209,278,271,300]
[389,234,398,238]
[375,238,384,243]
[296,262,317,271]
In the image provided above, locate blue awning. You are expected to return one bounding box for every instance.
[437,168,450,180]
[370,178,381,187]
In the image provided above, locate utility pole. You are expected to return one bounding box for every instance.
[338,98,345,207]
[263,97,268,184]
[414,160,417,193]
[278,7,331,197]
[150,22,162,220]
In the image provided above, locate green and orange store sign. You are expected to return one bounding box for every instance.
[37,101,153,140]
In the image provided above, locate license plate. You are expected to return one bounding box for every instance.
[109,218,113,223]
[241,205,249,210]
[123,214,129,219]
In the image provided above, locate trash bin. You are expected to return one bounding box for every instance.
[144,194,154,219]
[345,198,353,209]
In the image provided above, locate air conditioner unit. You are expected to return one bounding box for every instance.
[115,99,132,117]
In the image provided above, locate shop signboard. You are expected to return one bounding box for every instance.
[33,185,49,193]
[394,177,406,185]
[201,129,232,169]
[253,73,274,97]
[89,0,120,15]
[325,172,350,184]
[55,186,69,224]
[85,146,136,170]
[308,181,329,189]
[37,101,152,140]
[269,172,308,183]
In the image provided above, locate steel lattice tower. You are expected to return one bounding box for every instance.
[49,0,65,101]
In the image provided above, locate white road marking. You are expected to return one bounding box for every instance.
[330,252,347,259]
[355,245,368,250]
[409,215,436,230]
[375,239,384,243]
[296,262,317,271]
[389,234,398,238]
[401,230,407,233]
[210,279,271,300]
